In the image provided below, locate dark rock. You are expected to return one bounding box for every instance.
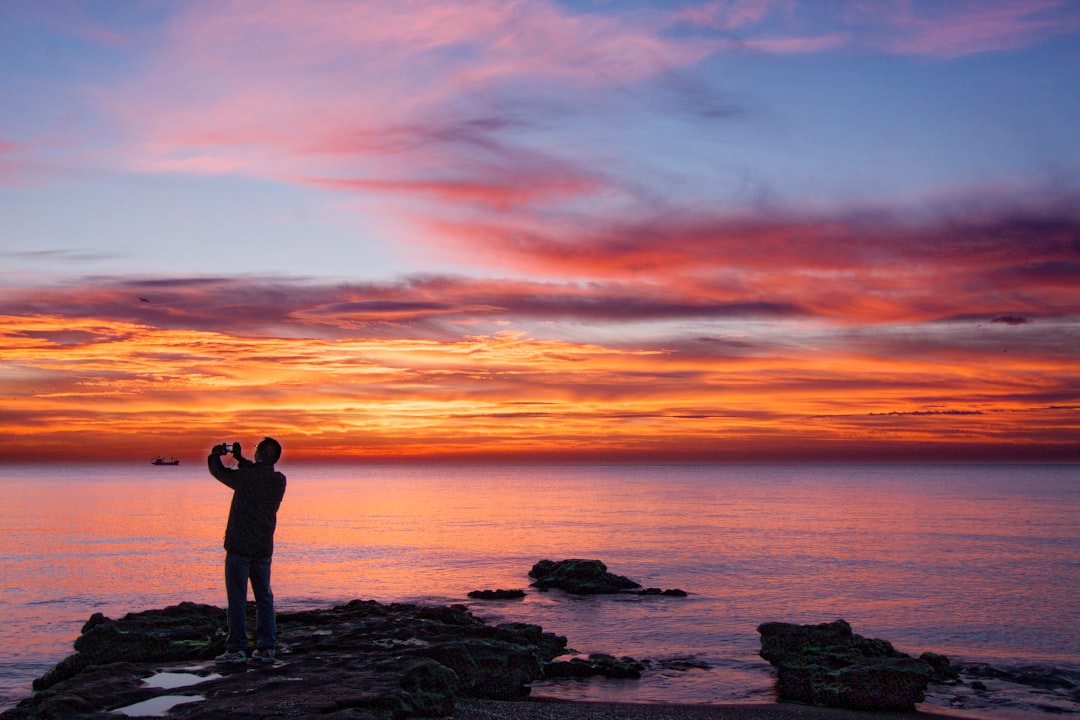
[921,651,960,681]
[34,602,226,690]
[544,654,646,679]
[637,588,688,597]
[649,656,711,671]
[958,662,1078,692]
[758,619,936,711]
[1,600,591,720]
[468,589,526,600]
[413,639,540,699]
[528,559,642,595]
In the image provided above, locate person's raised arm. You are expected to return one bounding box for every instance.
[207,443,239,487]
[230,441,254,467]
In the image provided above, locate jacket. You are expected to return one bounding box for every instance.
[208,455,287,558]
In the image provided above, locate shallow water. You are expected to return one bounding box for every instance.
[1,463,1077,714]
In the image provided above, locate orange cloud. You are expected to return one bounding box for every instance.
[2,291,1077,462]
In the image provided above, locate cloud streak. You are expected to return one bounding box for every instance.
[426,200,1080,323]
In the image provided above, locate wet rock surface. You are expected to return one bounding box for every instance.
[1,600,646,720]
[542,654,646,680]
[928,662,1080,716]
[757,619,949,711]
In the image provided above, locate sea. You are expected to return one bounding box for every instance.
[0,463,1077,717]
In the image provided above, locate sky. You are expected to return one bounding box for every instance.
[1,0,1079,463]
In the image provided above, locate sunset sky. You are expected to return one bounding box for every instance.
[2,0,1078,463]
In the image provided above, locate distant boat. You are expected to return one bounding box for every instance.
[151,456,180,466]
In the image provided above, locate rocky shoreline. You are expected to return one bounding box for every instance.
[0,599,942,720]
[3,560,1076,719]
[2,599,575,719]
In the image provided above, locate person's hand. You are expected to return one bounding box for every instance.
[211,443,227,456]
[231,441,242,457]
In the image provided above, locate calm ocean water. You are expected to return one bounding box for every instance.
[0,463,1077,716]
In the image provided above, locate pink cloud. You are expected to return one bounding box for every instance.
[297,163,600,210]
[849,0,1080,57]
[673,0,1080,57]
[68,0,1080,256]
[103,0,716,177]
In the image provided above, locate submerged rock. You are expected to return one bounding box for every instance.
[637,587,688,597]
[467,589,526,600]
[3,599,587,720]
[758,619,939,711]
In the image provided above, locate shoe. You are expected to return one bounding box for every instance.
[250,649,275,664]
[215,650,246,664]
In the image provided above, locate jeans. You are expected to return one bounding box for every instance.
[224,553,275,653]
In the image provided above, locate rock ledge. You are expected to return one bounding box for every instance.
[1,600,641,720]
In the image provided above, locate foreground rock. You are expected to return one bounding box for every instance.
[2,600,643,720]
[758,619,955,711]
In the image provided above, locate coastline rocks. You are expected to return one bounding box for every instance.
[758,619,945,711]
[3,600,586,720]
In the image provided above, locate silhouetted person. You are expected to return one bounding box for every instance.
[208,437,286,664]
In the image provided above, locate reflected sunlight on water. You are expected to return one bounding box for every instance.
[1,462,1077,712]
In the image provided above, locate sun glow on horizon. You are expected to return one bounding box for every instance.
[3,306,1077,463]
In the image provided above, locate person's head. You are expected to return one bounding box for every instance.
[254,437,281,465]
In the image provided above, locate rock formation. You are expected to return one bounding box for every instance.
[528,559,688,596]
[757,618,955,711]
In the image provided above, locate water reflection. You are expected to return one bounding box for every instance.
[113,695,204,717]
[0,462,1077,710]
